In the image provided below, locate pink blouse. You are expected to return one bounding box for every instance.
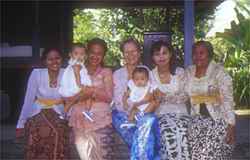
[68,67,113,131]
[91,67,113,103]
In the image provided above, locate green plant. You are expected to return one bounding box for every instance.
[73,8,214,67]
[212,3,250,109]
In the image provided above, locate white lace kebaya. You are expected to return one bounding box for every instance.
[151,67,189,115]
[58,58,92,97]
[185,61,235,125]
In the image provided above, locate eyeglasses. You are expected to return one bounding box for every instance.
[124,50,139,55]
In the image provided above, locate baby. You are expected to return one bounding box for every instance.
[121,66,156,128]
[58,43,92,115]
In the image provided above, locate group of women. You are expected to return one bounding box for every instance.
[16,37,235,160]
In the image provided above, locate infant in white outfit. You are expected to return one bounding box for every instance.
[58,43,92,113]
[121,66,156,128]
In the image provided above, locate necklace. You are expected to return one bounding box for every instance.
[157,67,171,84]
[48,70,59,88]
[49,78,57,88]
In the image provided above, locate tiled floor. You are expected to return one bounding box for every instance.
[1,116,249,160]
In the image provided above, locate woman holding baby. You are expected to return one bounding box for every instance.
[112,37,160,160]
[66,38,114,160]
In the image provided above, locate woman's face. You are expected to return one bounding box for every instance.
[193,45,209,68]
[45,50,62,72]
[88,44,105,67]
[123,42,140,66]
[152,46,171,67]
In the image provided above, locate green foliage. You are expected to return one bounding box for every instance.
[195,8,215,40]
[73,8,214,67]
[211,3,250,109]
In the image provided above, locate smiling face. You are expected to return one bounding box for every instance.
[193,45,210,68]
[45,50,62,72]
[123,42,141,66]
[88,44,105,67]
[152,46,172,68]
[132,72,148,87]
[70,47,86,62]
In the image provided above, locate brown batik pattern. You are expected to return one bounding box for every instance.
[25,109,70,160]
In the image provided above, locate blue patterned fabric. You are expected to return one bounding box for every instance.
[112,109,160,160]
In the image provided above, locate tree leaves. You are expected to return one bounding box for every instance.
[213,3,250,108]
[73,7,214,68]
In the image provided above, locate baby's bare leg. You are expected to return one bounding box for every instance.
[64,100,77,113]
[128,108,137,122]
[85,99,93,111]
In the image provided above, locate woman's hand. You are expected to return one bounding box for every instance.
[80,86,95,98]
[62,86,94,108]
[226,124,235,145]
[128,107,139,122]
[153,89,166,103]
[144,100,160,113]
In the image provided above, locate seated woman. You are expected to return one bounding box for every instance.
[185,41,235,159]
[150,41,191,160]
[16,48,69,160]
[67,38,114,160]
[112,38,160,160]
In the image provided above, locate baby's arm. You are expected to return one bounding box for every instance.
[72,64,82,88]
[63,93,82,112]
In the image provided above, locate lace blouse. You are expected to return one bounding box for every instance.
[151,67,189,116]
[185,61,235,125]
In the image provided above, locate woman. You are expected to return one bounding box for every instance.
[112,38,160,160]
[68,38,113,160]
[150,41,191,160]
[185,41,235,159]
[16,48,69,160]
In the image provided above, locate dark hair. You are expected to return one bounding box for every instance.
[150,40,177,75]
[41,47,63,62]
[192,40,214,61]
[87,38,108,53]
[120,37,141,52]
[70,42,86,52]
[132,66,149,80]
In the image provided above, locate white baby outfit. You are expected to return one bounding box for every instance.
[127,79,156,111]
[59,59,92,97]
